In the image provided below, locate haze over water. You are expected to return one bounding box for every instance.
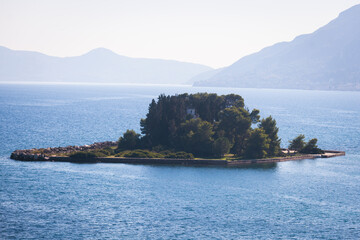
[1,84,359,239]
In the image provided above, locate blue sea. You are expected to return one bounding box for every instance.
[1,83,359,239]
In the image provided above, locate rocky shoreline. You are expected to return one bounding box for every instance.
[10,141,117,161]
[10,142,345,166]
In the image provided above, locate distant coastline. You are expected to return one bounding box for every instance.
[0,81,192,87]
[2,81,360,93]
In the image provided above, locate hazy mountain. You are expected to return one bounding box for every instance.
[194,4,360,91]
[187,68,224,84]
[0,47,212,84]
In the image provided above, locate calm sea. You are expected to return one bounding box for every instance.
[0,83,359,239]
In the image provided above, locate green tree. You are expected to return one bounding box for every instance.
[231,130,251,156]
[218,107,252,142]
[218,106,252,155]
[259,116,281,156]
[140,94,188,147]
[213,137,232,158]
[190,93,224,122]
[244,128,270,159]
[288,134,305,152]
[137,93,288,159]
[118,129,141,150]
[250,109,260,123]
[179,118,214,157]
[224,94,244,108]
[300,138,323,154]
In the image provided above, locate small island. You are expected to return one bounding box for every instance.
[10,93,345,166]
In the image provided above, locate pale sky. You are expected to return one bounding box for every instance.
[1,0,360,68]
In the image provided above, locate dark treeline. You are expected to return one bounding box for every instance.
[119,93,283,158]
[288,134,323,154]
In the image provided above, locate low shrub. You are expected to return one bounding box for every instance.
[122,149,164,158]
[95,147,114,156]
[159,150,172,155]
[91,151,107,157]
[114,151,126,157]
[69,150,108,159]
[70,151,98,159]
[164,151,194,159]
[115,149,194,159]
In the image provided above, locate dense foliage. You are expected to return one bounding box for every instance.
[117,129,141,150]
[289,135,324,154]
[288,134,306,152]
[115,149,194,159]
[119,93,284,159]
[122,149,163,158]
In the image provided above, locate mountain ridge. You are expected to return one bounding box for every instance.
[0,46,212,84]
[194,4,360,91]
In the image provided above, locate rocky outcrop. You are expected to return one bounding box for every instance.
[10,141,117,160]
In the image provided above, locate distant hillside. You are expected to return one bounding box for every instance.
[187,68,224,84]
[0,47,212,84]
[194,4,360,91]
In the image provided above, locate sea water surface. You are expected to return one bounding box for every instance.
[0,83,359,239]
